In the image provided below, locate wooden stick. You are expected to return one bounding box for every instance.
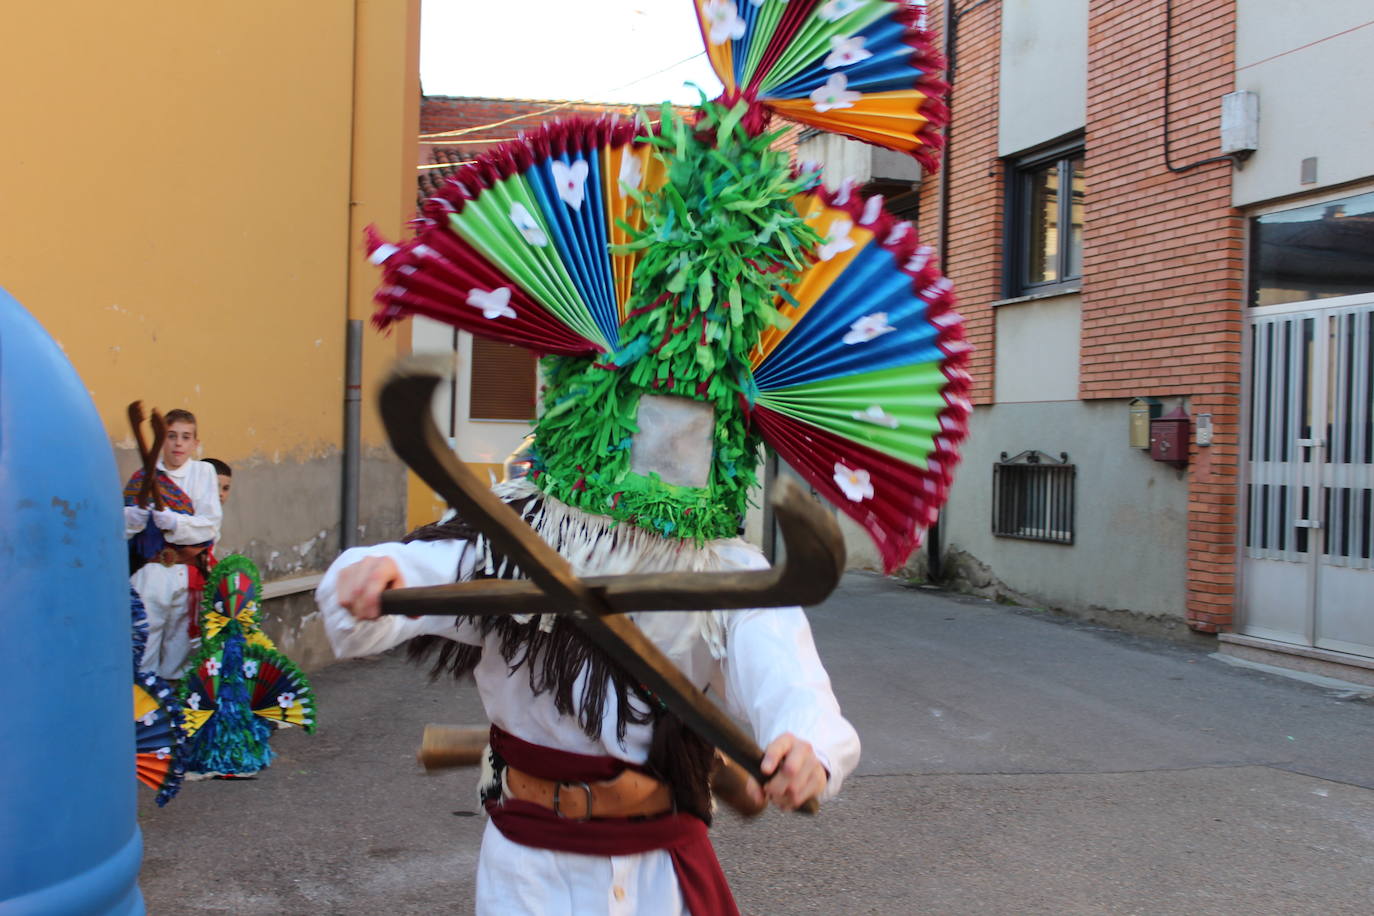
[418,724,489,771]
[147,409,167,511]
[382,476,843,617]
[127,401,155,509]
[379,361,828,814]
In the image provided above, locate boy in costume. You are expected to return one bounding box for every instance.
[124,408,222,678]
[205,457,232,506]
[318,3,964,911]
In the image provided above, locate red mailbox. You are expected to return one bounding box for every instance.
[1149,406,1190,467]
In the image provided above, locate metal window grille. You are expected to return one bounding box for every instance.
[992,451,1076,544]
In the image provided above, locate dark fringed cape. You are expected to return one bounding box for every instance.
[402,492,716,823]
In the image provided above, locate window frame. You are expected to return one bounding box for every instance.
[468,335,539,423]
[1004,137,1086,298]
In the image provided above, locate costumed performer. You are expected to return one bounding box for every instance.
[317,1,964,911]
[124,407,222,679]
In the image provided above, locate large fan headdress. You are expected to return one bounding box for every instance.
[369,0,965,572]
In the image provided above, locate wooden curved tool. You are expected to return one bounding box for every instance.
[382,474,843,617]
[127,400,168,510]
[377,358,846,814]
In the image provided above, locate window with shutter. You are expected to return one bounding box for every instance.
[469,336,537,421]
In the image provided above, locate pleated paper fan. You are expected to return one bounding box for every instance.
[750,182,970,571]
[134,672,187,806]
[369,115,667,358]
[694,0,948,168]
[366,100,969,571]
[241,643,317,732]
[200,553,269,647]
[179,653,221,739]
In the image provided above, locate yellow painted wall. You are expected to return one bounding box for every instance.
[1,0,417,458]
[0,1,421,580]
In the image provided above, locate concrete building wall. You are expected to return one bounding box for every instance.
[0,0,422,665]
[939,401,1191,625]
[998,0,1088,156]
[405,319,536,527]
[913,0,1245,634]
[994,295,1082,403]
[1233,2,1374,206]
[796,132,877,190]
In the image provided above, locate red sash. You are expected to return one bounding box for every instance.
[486,726,738,916]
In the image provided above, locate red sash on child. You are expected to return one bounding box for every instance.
[486,726,738,916]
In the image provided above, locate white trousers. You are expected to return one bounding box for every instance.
[131,563,194,679]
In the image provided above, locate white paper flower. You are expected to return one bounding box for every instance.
[468,286,517,320]
[140,711,158,727]
[704,0,747,44]
[187,692,201,711]
[243,659,259,678]
[204,658,221,677]
[905,246,934,273]
[833,463,875,502]
[818,0,863,23]
[885,221,911,245]
[817,217,856,261]
[367,243,399,265]
[860,194,884,225]
[825,35,873,69]
[277,692,296,710]
[853,405,901,429]
[810,73,861,113]
[618,153,643,192]
[154,746,171,760]
[509,201,548,246]
[551,158,590,211]
[842,312,897,344]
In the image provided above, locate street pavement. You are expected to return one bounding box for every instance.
[137,573,1374,915]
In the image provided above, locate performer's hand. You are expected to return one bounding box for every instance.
[152,508,180,532]
[336,556,405,621]
[124,506,150,528]
[750,733,827,812]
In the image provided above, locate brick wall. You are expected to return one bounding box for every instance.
[922,0,1244,632]
[917,2,1001,407]
[1083,0,1242,632]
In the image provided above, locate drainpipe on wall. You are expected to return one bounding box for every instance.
[929,0,957,583]
[343,321,362,549]
[341,0,362,550]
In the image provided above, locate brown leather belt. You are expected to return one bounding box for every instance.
[504,765,673,821]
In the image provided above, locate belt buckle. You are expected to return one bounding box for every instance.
[552,780,593,821]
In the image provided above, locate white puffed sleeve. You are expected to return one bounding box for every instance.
[163,461,223,545]
[721,605,861,802]
[315,539,480,659]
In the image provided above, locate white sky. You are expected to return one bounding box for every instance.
[420,0,724,105]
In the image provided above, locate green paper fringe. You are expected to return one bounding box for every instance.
[529,100,819,542]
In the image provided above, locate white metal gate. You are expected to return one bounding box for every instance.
[1242,295,1374,658]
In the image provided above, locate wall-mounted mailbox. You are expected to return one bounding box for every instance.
[1150,406,1190,467]
[1129,397,1162,449]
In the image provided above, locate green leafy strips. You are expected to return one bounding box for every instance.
[528,102,820,541]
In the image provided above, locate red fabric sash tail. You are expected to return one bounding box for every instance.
[487,727,739,916]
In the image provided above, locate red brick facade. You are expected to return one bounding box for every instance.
[916,3,1002,407]
[919,1,1244,632]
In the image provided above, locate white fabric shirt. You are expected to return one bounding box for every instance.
[124,458,222,545]
[130,562,193,679]
[316,537,860,915]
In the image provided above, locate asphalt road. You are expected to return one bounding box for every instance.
[137,574,1374,915]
